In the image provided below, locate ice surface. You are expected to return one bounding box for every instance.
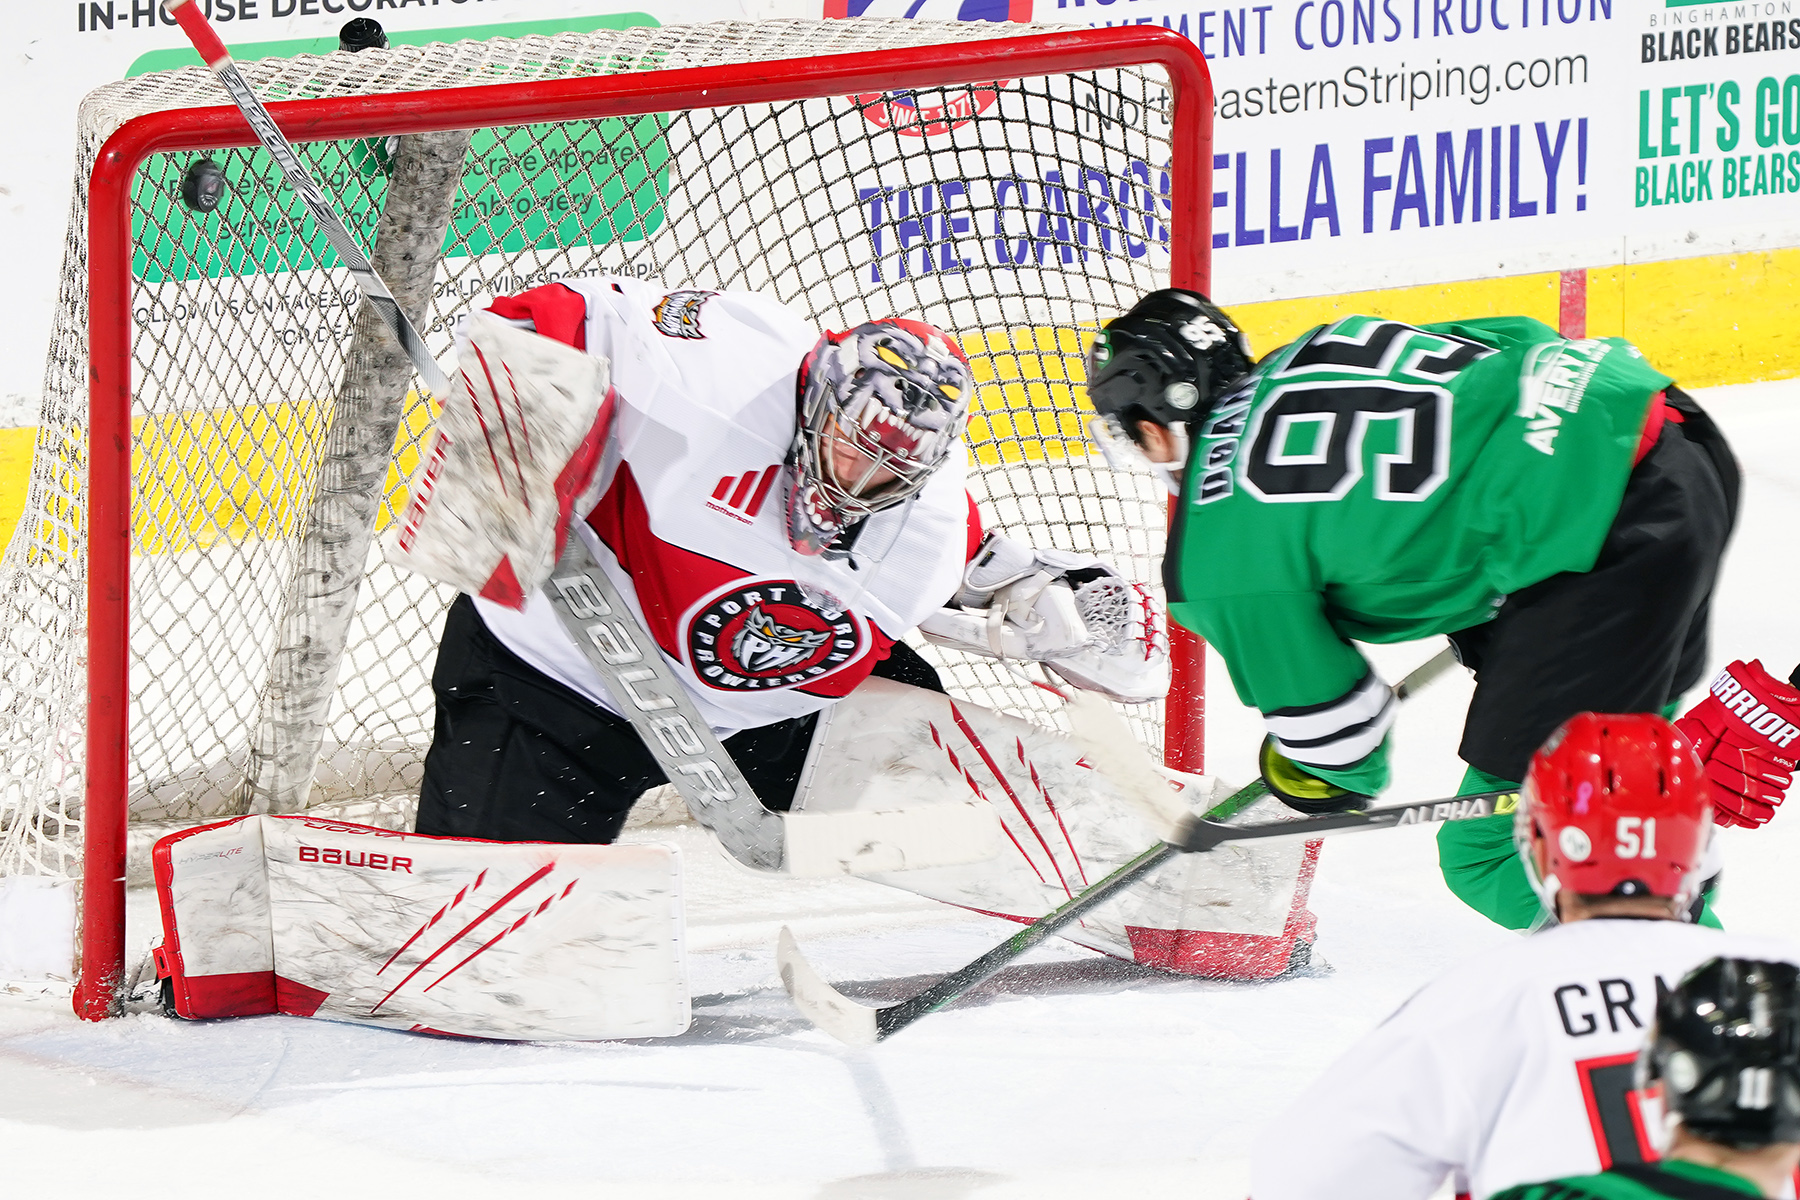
[1,378,1795,1200]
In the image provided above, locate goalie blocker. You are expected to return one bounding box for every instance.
[152,816,688,1040]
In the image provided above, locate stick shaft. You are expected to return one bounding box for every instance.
[876,841,1178,1037]
[1179,788,1515,851]
[166,0,449,399]
[870,774,1264,1038]
[866,647,1470,1039]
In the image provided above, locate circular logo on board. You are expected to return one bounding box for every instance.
[850,83,1007,137]
[686,580,864,691]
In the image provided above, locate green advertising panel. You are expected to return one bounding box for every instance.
[126,13,669,283]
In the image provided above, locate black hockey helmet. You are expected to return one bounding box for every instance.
[1638,956,1800,1149]
[1084,289,1253,441]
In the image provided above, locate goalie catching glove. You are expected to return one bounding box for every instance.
[1676,659,1800,829]
[385,311,614,609]
[917,532,1169,703]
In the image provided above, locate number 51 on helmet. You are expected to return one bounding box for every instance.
[1515,712,1716,919]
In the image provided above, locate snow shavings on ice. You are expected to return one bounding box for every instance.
[1,378,1794,1200]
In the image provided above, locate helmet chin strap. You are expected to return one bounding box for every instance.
[1147,425,1190,497]
[1086,416,1191,496]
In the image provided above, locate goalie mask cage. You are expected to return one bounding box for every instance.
[0,19,1212,1017]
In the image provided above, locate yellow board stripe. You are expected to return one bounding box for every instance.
[3,241,1793,559]
[961,323,1098,468]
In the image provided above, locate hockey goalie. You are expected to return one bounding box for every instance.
[153,279,1317,1039]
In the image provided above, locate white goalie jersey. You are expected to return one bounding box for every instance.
[465,278,978,737]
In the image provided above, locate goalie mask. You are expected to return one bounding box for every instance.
[787,318,973,557]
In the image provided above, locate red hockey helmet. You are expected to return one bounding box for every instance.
[1514,712,1714,917]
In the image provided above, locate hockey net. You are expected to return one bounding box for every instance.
[0,18,1209,1007]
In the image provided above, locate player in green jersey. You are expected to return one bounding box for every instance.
[1490,956,1800,1200]
[1083,290,1798,929]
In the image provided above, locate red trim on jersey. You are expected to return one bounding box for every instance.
[1633,390,1668,466]
[585,462,897,697]
[964,492,985,562]
[1575,1051,1650,1169]
[487,283,589,351]
[585,463,746,655]
[794,623,897,698]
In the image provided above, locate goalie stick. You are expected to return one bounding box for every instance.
[778,645,1466,1044]
[166,0,998,878]
[544,541,998,875]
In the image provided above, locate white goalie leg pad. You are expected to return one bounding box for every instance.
[384,311,614,610]
[796,678,1318,979]
[154,816,688,1040]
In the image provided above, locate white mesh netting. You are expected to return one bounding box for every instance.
[0,18,1178,889]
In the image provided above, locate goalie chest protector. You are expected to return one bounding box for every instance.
[469,278,974,737]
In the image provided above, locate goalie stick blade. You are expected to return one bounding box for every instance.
[776,926,879,1046]
[1063,690,1190,841]
[780,802,1001,877]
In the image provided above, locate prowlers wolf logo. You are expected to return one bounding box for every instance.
[652,290,714,339]
[686,580,863,690]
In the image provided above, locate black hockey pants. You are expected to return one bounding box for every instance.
[1438,388,1740,929]
[1447,387,1740,784]
[415,595,944,844]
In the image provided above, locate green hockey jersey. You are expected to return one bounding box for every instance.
[1165,315,1671,793]
[1489,1160,1765,1199]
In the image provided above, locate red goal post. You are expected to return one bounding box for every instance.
[75,24,1214,1018]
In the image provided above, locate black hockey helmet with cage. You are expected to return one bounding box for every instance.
[1638,956,1800,1149]
[1084,289,1253,442]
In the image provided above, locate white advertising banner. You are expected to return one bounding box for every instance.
[1021,0,1800,305]
[2,0,1796,408]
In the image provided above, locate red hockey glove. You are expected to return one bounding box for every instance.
[1676,660,1800,829]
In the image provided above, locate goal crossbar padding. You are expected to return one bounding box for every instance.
[798,679,1319,979]
[152,816,689,1040]
[22,18,1208,1016]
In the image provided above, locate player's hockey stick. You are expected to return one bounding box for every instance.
[778,645,1466,1044]
[167,1,1000,878]
[166,0,449,399]
[778,782,1511,1045]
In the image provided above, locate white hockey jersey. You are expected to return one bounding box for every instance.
[1251,918,1800,1200]
[467,278,976,736]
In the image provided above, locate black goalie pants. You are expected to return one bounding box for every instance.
[415,595,944,844]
